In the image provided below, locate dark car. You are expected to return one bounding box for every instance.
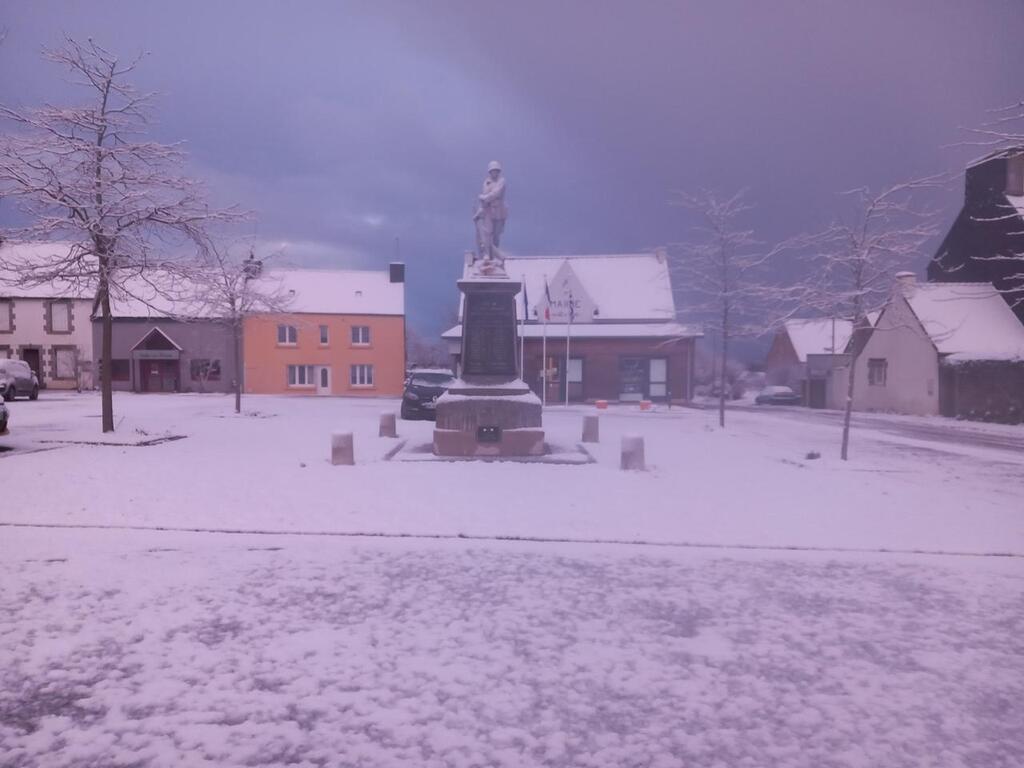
[0,359,40,401]
[754,385,802,406]
[0,401,8,435]
[401,369,455,420]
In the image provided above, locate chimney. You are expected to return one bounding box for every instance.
[389,262,405,284]
[895,271,917,295]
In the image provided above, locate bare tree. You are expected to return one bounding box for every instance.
[961,99,1024,154]
[795,179,941,460]
[670,189,782,427]
[0,38,238,431]
[190,244,292,414]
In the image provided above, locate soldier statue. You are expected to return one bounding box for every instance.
[473,160,508,272]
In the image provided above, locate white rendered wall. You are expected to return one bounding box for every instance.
[3,298,95,388]
[852,294,939,416]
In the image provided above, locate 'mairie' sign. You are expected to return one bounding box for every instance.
[535,261,597,323]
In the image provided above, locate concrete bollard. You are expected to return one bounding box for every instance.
[582,414,600,443]
[379,412,397,438]
[621,434,645,470]
[331,432,354,465]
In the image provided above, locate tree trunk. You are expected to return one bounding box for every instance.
[719,313,728,429]
[100,276,114,433]
[233,319,242,414]
[840,350,858,461]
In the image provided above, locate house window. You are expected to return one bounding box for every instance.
[53,348,77,380]
[277,324,297,345]
[350,364,374,387]
[0,300,11,333]
[287,364,315,387]
[190,359,222,381]
[319,325,329,345]
[98,358,130,382]
[50,301,72,333]
[351,326,370,345]
[868,358,888,386]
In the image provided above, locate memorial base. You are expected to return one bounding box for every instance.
[432,379,544,457]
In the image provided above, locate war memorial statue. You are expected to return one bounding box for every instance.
[472,160,508,275]
[433,161,544,457]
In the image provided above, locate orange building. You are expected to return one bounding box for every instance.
[243,265,406,397]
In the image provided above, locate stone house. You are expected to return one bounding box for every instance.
[0,243,94,390]
[838,275,1024,422]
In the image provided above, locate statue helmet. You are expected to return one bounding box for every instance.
[487,160,502,173]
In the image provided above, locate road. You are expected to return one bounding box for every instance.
[729,403,1024,454]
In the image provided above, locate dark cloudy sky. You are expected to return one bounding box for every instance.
[2,1,1023,338]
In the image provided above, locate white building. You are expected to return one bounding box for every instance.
[842,275,1024,420]
[0,243,94,390]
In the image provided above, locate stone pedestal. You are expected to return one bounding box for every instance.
[331,432,354,465]
[433,275,544,457]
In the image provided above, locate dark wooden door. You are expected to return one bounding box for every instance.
[21,348,41,384]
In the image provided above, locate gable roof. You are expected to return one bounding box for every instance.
[130,327,183,351]
[903,282,1024,362]
[463,253,676,322]
[263,268,403,315]
[783,318,854,362]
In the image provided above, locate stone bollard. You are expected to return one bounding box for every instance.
[331,432,354,465]
[379,412,397,438]
[582,414,600,443]
[621,434,645,470]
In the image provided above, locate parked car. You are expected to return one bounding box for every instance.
[754,385,802,406]
[401,368,455,420]
[0,359,40,401]
[0,400,8,435]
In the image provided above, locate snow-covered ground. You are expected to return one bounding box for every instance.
[1,393,1022,767]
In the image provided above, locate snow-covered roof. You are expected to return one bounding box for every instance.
[903,282,1024,362]
[104,267,404,318]
[442,321,700,340]
[463,253,676,322]
[262,268,403,316]
[784,318,854,362]
[0,242,93,300]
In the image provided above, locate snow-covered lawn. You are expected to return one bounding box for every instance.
[2,530,1021,768]
[2,392,1022,553]
[1,393,1021,766]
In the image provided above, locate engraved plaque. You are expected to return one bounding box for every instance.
[462,291,517,377]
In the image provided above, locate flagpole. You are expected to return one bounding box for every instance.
[542,318,547,407]
[542,273,549,408]
[565,297,572,408]
[520,273,526,381]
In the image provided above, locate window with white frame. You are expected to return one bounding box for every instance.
[277,324,297,345]
[350,364,374,387]
[50,301,71,333]
[319,325,329,345]
[867,358,888,386]
[351,325,370,345]
[287,364,315,387]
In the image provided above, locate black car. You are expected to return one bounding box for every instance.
[754,385,802,406]
[400,369,455,420]
[0,401,8,435]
